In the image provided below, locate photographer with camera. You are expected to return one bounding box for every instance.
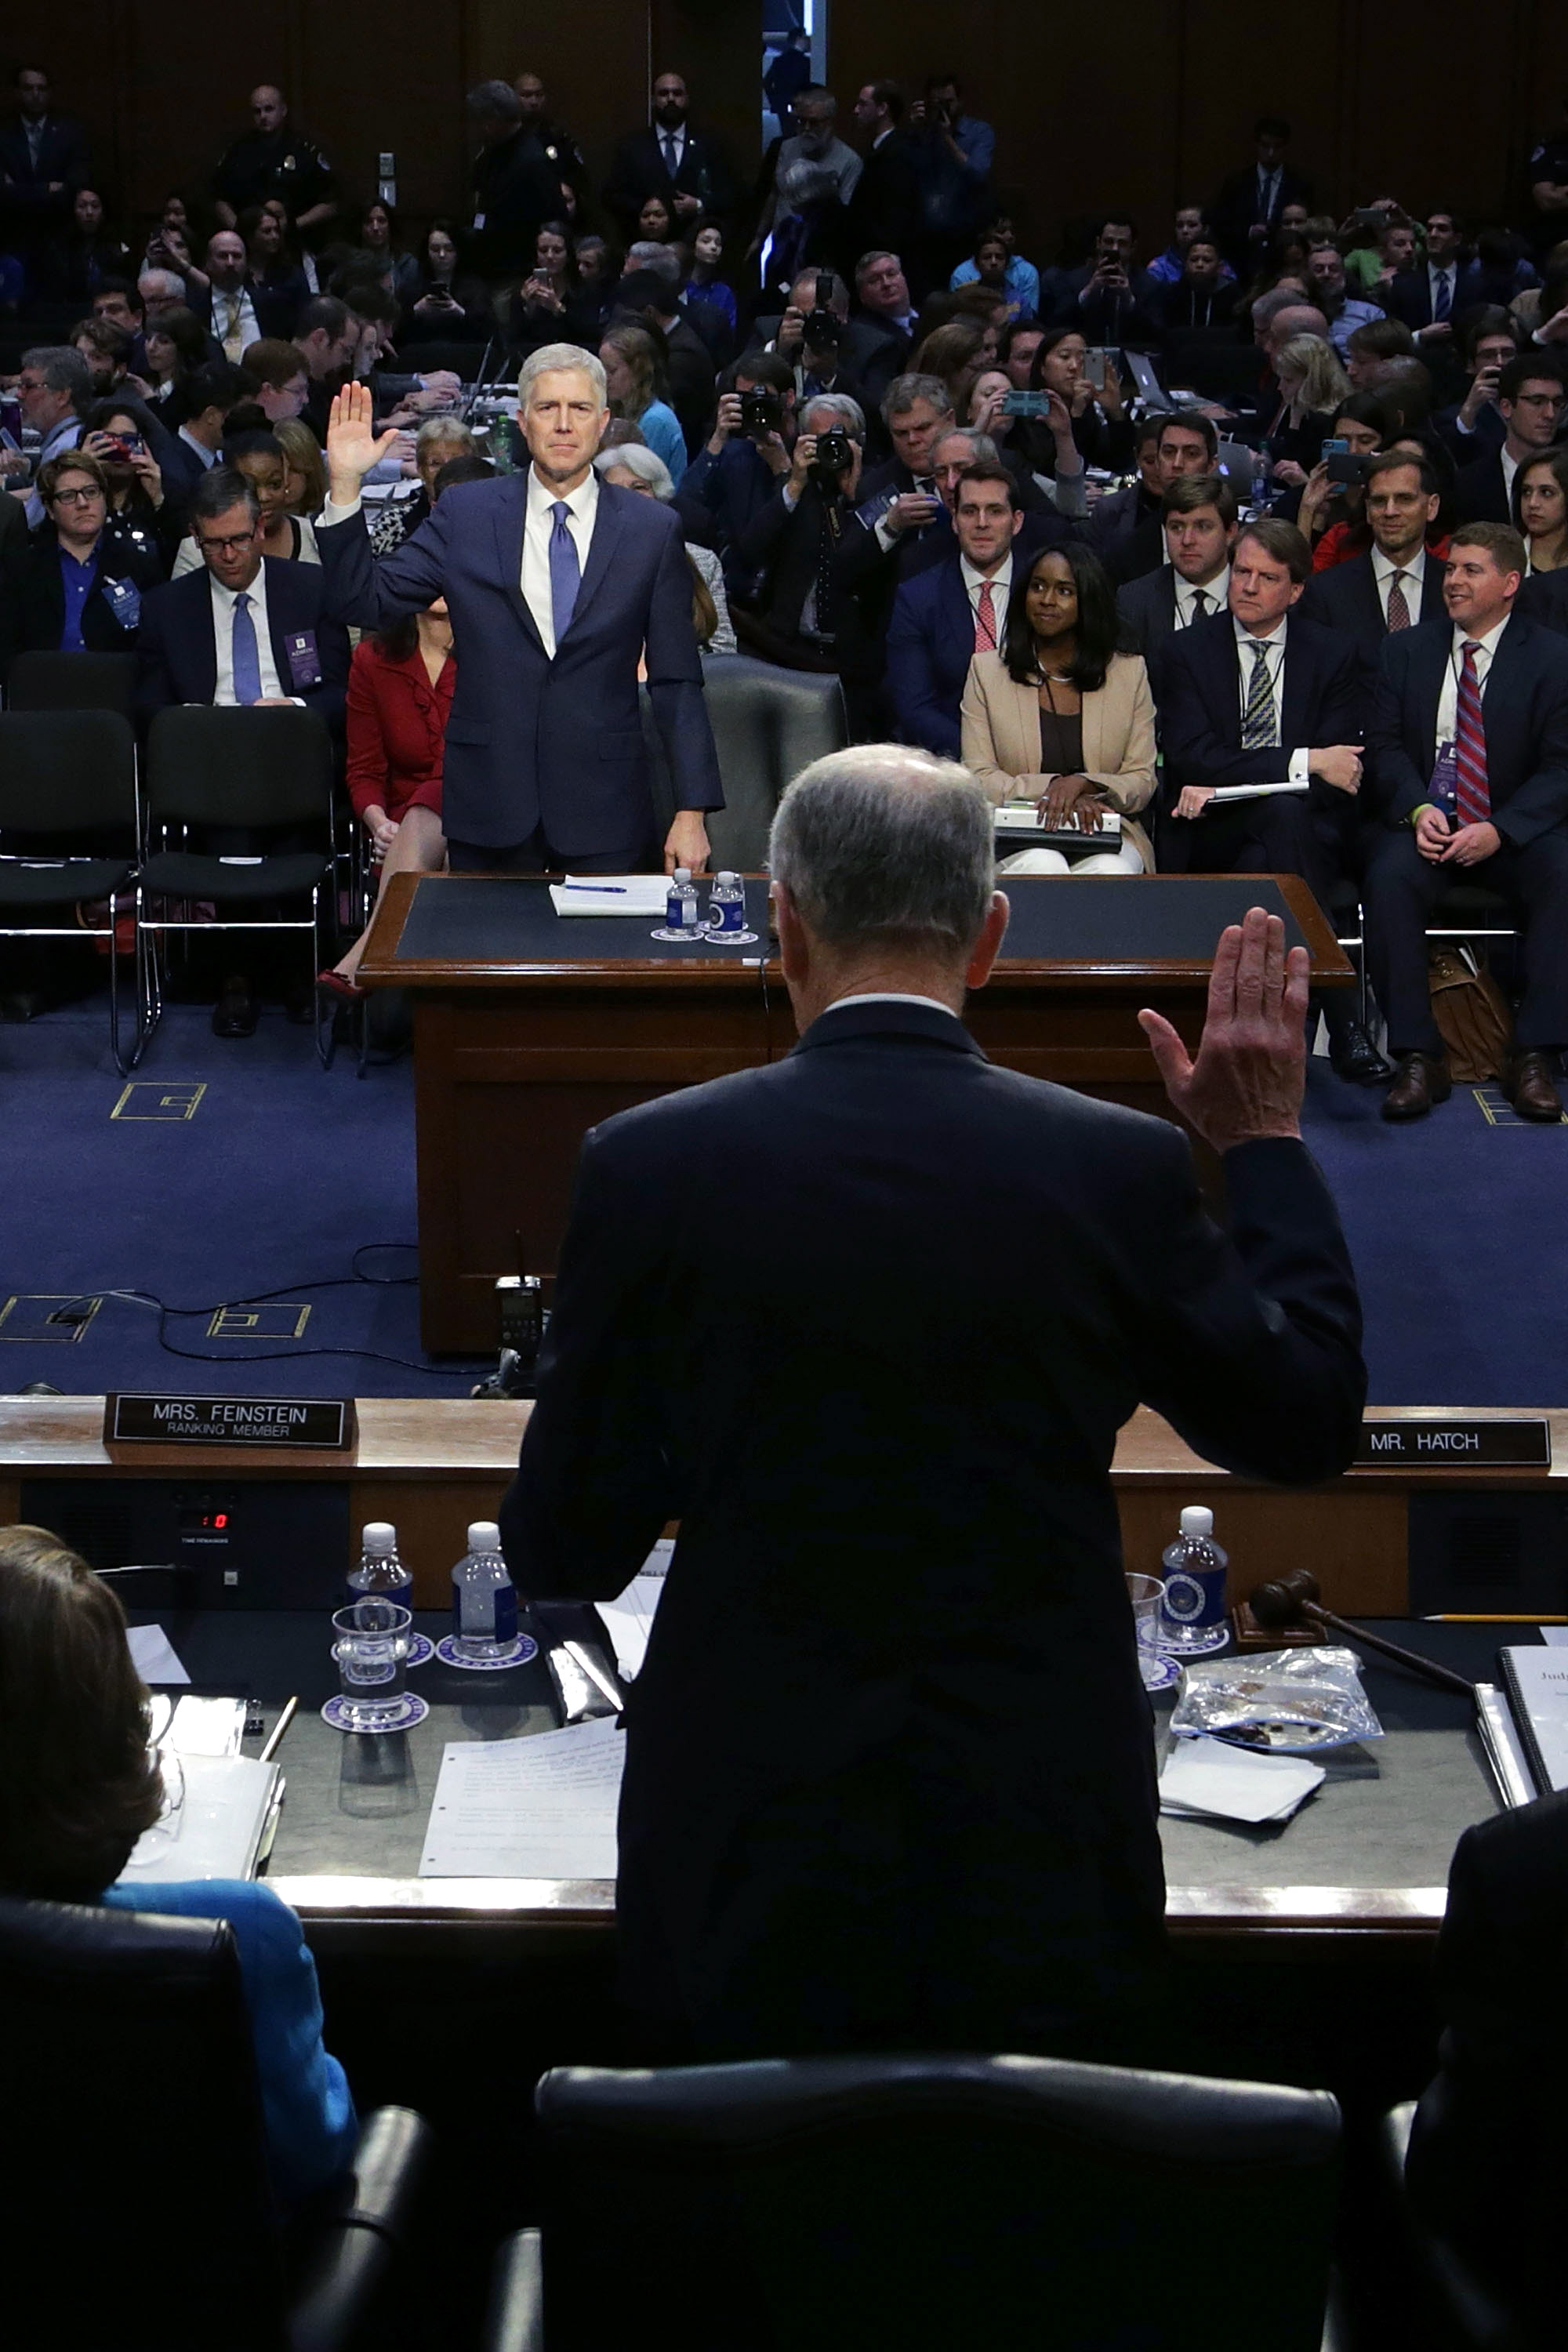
[1454,352,1568,524]
[730,391,873,695]
[673,354,798,568]
[903,74,992,291]
[1433,308,1522,461]
[1059,216,1160,350]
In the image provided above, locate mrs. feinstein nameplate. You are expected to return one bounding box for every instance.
[1355,1417,1550,1468]
[105,1394,356,1449]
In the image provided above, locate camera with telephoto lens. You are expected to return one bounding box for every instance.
[811,426,854,482]
[739,388,782,433]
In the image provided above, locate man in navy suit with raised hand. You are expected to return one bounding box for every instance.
[318,347,723,874]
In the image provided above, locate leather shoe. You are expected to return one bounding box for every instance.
[1330,1021,1393,1086]
[1506,1051,1564,1122]
[1381,1053,1451,1121]
[212,975,258,1039]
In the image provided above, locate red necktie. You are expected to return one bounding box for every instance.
[1385,572,1410,631]
[1454,641,1490,825]
[974,579,996,652]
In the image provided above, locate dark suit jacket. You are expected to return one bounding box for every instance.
[1158,608,1368,789]
[188,276,301,347]
[135,557,351,731]
[315,474,722,852]
[1298,550,1449,663]
[499,999,1365,2055]
[1053,265,1161,350]
[1208,163,1314,268]
[1116,564,1180,660]
[1367,612,1568,842]
[0,531,166,681]
[604,125,736,239]
[1453,448,1512,525]
[0,112,91,234]
[1381,263,1489,332]
[1406,1791,1568,2339]
[1518,566,1568,637]
[884,552,981,757]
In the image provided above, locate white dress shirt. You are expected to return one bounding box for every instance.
[659,124,688,173]
[1501,446,1522,506]
[211,282,261,359]
[960,553,1012,641]
[1371,543,1428,624]
[1174,568,1227,628]
[1233,614,1312,782]
[208,565,288,703]
[831,992,953,1015]
[1428,261,1457,316]
[522,464,598,659]
[1435,614,1509,757]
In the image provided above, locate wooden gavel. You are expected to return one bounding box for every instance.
[1248,1569,1475,1698]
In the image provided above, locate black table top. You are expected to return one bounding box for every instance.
[393,875,1309,972]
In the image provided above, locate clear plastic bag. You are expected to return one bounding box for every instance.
[1168,1646,1385,1754]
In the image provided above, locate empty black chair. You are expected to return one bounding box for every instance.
[5,648,140,717]
[0,1893,432,2352]
[486,2051,1343,2351]
[0,706,143,1070]
[138,703,338,1060]
[700,655,848,869]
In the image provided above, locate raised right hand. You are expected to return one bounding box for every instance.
[327,381,405,501]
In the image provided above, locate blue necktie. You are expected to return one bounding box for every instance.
[549,500,579,648]
[1434,268,1451,321]
[231,589,262,704]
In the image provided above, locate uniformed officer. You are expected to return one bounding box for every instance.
[513,71,589,213]
[212,86,338,251]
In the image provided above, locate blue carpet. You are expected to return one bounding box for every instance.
[2,1001,1564,1405]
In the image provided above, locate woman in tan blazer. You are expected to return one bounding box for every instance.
[960,543,1158,873]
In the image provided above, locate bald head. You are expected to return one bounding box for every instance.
[1269,303,1330,358]
[250,85,287,133]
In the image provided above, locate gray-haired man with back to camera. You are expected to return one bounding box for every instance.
[500,744,1365,2065]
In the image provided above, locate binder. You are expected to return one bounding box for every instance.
[1498,1646,1568,1795]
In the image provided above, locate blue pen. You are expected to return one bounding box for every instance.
[561,883,626,893]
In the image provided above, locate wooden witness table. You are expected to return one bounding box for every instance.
[358,870,1352,1354]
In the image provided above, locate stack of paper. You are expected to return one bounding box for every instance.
[1160,1737,1325,1824]
[548,875,669,918]
[596,1537,671,1682]
[419,1717,626,1878]
[126,1622,190,1685]
[117,1753,281,1882]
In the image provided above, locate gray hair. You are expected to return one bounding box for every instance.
[190,464,260,527]
[467,78,522,124]
[415,415,474,454]
[136,269,186,304]
[800,391,866,438]
[778,159,840,211]
[882,371,954,425]
[627,240,683,289]
[518,342,608,406]
[593,441,674,499]
[933,426,1000,464]
[22,345,92,402]
[770,747,995,953]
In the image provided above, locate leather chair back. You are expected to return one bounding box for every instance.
[699,656,848,871]
[534,2050,1341,2352]
[0,1894,286,2351]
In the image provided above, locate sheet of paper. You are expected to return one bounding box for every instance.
[167,1695,245,1756]
[419,1716,626,1878]
[1160,1737,1324,1824]
[549,874,670,918]
[127,1621,191,1686]
[1541,1626,1568,1646]
[118,1753,279,1882]
[1209,782,1312,804]
[595,1537,671,1682]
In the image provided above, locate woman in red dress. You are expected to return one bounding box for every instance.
[321,601,453,992]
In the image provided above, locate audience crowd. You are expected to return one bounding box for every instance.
[5,67,1568,1112]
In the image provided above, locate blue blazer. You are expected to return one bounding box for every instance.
[136,557,350,731]
[1298,551,1449,665]
[103,1877,357,2205]
[1157,608,1368,791]
[1367,613,1568,842]
[885,555,978,758]
[317,474,723,854]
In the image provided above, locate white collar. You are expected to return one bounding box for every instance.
[827,992,956,1016]
[1234,612,1287,651]
[960,552,1012,593]
[208,563,266,610]
[528,464,597,522]
[1451,613,1510,656]
[1176,565,1228,606]
[1371,544,1426,583]
[873,125,894,147]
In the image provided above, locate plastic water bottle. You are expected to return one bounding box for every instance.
[1158,1505,1231,1656]
[348,1520,413,1613]
[451,1520,518,1661]
[706,870,746,937]
[665,867,699,932]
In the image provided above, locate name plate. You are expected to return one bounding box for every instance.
[105,1394,356,1450]
[1356,1418,1551,1468]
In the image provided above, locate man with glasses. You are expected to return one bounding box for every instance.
[0,450,165,679]
[136,466,350,1034]
[1454,355,1568,524]
[13,345,90,526]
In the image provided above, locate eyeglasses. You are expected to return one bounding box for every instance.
[1515,392,1566,409]
[49,485,104,507]
[197,529,260,555]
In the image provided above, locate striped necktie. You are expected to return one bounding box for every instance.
[1433,269,1451,321]
[1385,572,1411,631]
[1454,641,1490,824]
[974,579,996,652]
[1240,639,1276,749]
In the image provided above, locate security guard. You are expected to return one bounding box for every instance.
[212,86,338,250]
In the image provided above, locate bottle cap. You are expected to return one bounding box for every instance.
[361,1521,397,1554]
[717,869,738,884]
[467,1520,502,1553]
[673,867,691,882]
[1178,1505,1214,1540]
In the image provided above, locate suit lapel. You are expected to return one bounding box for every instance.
[1007,670,1039,775]
[942,562,976,668]
[492,473,545,655]
[559,484,625,645]
[1279,621,1312,750]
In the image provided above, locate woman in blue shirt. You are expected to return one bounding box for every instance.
[599,321,688,485]
[0,1524,357,2207]
[950,228,1040,325]
[0,450,165,684]
[684,223,737,342]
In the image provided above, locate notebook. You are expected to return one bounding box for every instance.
[1500,1646,1568,1795]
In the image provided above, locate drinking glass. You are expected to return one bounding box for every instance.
[332,1600,412,1731]
[1125,1573,1168,1690]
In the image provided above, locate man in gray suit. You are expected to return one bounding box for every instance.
[1116,474,1238,664]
